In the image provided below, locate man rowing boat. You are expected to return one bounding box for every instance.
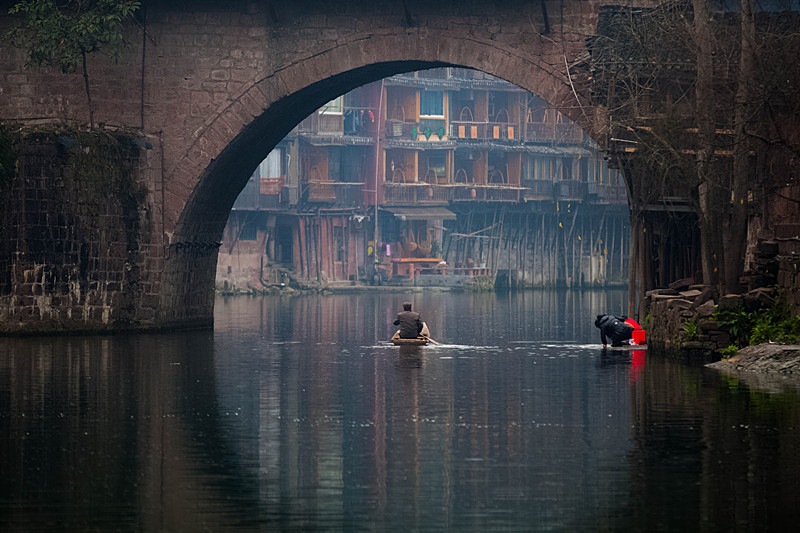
[393,302,423,339]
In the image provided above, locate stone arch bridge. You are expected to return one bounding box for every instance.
[0,0,613,333]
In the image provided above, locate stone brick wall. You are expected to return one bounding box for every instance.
[645,283,735,359]
[0,130,166,333]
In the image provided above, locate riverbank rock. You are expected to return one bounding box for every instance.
[706,344,800,375]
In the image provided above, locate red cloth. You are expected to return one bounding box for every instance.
[625,318,642,330]
[625,318,646,345]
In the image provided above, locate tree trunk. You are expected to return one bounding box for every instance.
[693,0,722,291]
[81,51,94,129]
[724,0,755,293]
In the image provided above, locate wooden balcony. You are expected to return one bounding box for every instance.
[555,180,586,201]
[306,181,364,205]
[450,121,518,141]
[259,176,283,195]
[523,180,555,200]
[297,106,377,137]
[307,180,336,201]
[385,120,450,141]
[385,120,417,139]
[334,182,365,207]
[587,182,628,205]
[451,184,523,203]
[524,122,584,144]
[383,183,450,205]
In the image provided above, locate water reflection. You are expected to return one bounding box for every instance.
[1,290,799,531]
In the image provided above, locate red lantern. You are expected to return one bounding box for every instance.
[470,188,476,198]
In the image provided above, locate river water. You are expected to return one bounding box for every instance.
[2,290,800,532]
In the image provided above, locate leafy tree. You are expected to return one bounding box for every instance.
[7,0,140,129]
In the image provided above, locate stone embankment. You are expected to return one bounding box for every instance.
[706,344,800,374]
[645,229,799,359]
[644,278,775,358]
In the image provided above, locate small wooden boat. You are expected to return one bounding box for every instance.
[391,332,429,346]
[391,322,431,346]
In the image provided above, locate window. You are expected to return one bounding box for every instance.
[256,149,284,194]
[240,218,259,241]
[420,91,444,117]
[561,159,573,181]
[320,96,343,115]
[423,152,447,183]
[334,226,344,262]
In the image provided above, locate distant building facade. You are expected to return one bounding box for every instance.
[216,69,629,292]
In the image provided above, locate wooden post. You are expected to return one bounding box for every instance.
[638,218,648,321]
[628,214,639,319]
[298,217,306,279]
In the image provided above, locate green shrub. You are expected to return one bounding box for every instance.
[682,317,699,341]
[714,306,753,346]
[719,344,739,359]
[715,289,800,346]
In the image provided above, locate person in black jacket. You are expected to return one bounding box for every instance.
[394,302,423,339]
[594,314,634,348]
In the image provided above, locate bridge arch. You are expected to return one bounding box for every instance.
[164,31,591,323]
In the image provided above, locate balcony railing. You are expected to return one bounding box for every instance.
[260,176,283,195]
[385,120,449,141]
[450,121,518,141]
[383,183,450,205]
[297,107,378,136]
[587,182,628,204]
[232,178,283,209]
[306,181,364,205]
[524,122,584,144]
[523,180,555,200]
[451,185,523,203]
[555,180,586,200]
[307,180,336,201]
[334,182,364,207]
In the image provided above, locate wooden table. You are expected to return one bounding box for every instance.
[391,258,445,279]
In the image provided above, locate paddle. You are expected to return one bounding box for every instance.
[425,337,441,345]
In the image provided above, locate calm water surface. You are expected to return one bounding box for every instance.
[2,290,800,532]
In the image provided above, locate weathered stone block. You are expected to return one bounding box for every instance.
[709,333,731,344]
[647,288,679,297]
[668,277,695,291]
[668,298,693,310]
[718,294,743,311]
[681,341,707,350]
[690,287,715,310]
[696,300,716,317]
[744,287,775,311]
[698,319,719,331]
[142,293,160,309]
[679,289,702,299]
